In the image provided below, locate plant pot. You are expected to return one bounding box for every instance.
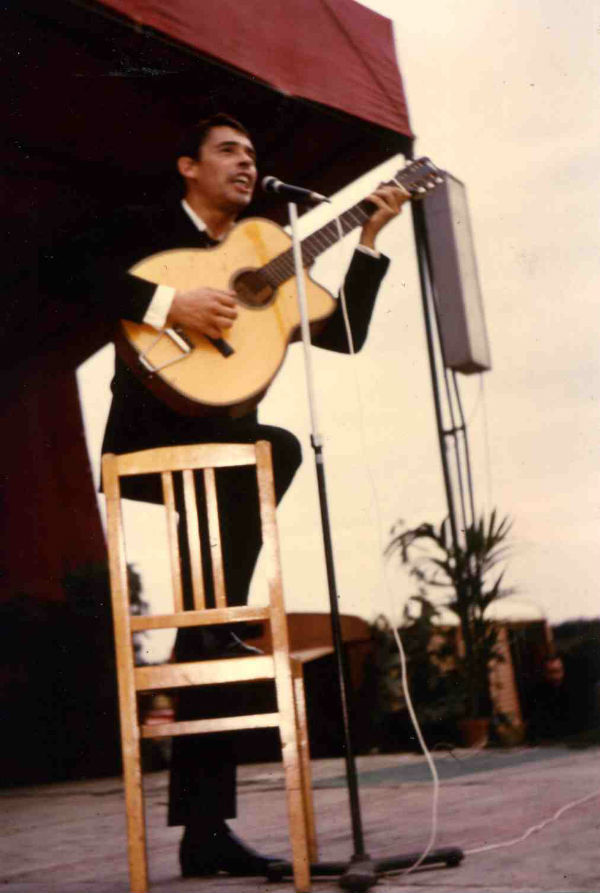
[457,717,490,748]
[495,718,526,747]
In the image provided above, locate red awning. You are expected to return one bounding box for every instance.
[98,0,413,138]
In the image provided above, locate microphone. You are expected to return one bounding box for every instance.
[262,176,330,204]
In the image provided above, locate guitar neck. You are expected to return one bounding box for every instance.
[261,198,374,288]
[261,160,432,288]
[304,199,374,259]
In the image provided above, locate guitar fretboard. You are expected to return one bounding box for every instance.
[259,158,438,287]
[262,199,374,286]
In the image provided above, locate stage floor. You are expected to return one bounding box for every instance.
[2,745,599,892]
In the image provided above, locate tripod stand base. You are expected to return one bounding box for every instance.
[267,847,464,891]
[339,854,377,892]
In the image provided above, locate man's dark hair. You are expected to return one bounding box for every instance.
[178,113,251,160]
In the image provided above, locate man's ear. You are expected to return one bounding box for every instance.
[177,156,196,179]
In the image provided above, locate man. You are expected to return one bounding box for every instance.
[65,113,409,875]
[98,115,408,464]
[527,653,588,744]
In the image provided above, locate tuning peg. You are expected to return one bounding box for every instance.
[435,176,444,184]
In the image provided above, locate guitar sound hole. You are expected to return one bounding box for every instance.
[232,269,275,308]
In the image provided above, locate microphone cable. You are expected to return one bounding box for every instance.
[465,787,600,856]
[328,206,595,873]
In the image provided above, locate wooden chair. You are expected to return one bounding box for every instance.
[102,440,316,893]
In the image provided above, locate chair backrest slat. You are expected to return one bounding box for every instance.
[103,444,284,621]
[204,467,227,608]
[114,443,256,476]
[161,471,184,613]
[182,469,206,610]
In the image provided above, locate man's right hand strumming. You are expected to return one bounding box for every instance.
[168,287,238,339]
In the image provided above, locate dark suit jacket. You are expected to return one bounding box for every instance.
[52,202,390,457]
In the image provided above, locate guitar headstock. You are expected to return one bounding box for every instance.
[391,157,444,199]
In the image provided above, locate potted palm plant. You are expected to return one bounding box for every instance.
[386,510,514,744]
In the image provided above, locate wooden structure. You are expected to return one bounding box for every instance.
[103,441,317,892]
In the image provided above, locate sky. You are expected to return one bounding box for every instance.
[77,0,600,634]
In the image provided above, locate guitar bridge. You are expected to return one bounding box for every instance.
[138,327,193,375]
[167,326,194,352]
[138,327,234,375]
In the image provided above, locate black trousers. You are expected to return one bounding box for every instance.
[166,420,302,826]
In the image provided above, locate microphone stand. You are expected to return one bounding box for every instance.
[267,201,463,891]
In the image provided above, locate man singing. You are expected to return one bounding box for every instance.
[63,113,409,876]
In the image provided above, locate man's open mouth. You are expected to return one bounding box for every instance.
[231,175,253,190]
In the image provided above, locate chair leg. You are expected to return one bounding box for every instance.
[279,728,312,892]
[291,660,318,862]
[274,659,312,892]
[120,721,149,893]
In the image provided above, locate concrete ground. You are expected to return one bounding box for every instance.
[1,745,599,893]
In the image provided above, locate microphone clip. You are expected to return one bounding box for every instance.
[262,176,331,205]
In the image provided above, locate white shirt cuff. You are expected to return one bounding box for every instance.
[143,284,176,329]
[356,244,380,259]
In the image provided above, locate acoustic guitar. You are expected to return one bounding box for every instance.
[117,157,442,417]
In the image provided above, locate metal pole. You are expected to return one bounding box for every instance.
[409,200,461,548]
[409,199,479,705]
[287,202,371,879]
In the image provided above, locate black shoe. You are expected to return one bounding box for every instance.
[180,822,279,877]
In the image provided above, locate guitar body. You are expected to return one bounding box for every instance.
[117,218,337,416]
[116,158,442,416]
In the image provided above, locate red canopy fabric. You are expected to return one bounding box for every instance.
[98,0,413,138]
